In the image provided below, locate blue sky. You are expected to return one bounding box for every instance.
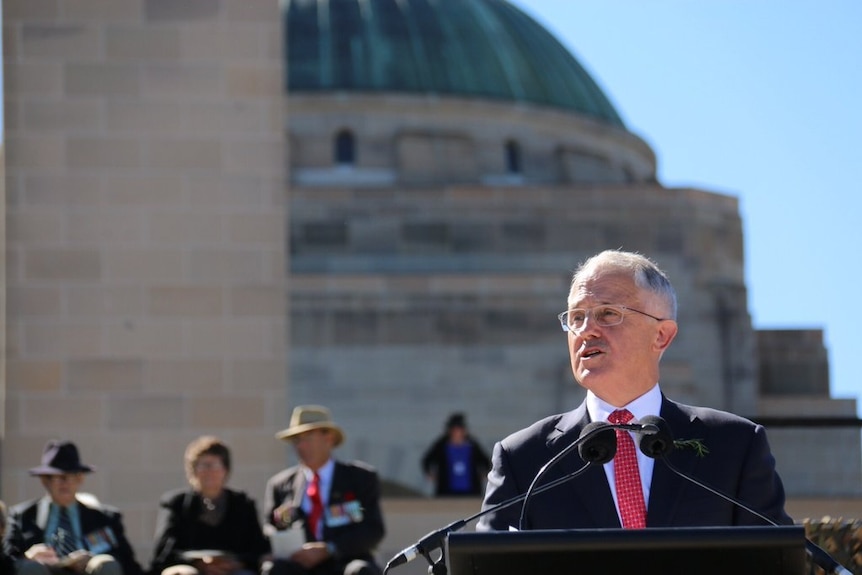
[508,1,862,414]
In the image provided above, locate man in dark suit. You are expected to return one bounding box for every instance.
[262,406,385,575]
[477,249,792,531]
[4,440,144,575]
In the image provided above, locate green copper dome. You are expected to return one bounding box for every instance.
[284,0,625,128]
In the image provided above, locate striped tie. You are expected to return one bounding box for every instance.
[53,506,79,557]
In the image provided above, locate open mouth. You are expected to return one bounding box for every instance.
[581,348,603,359]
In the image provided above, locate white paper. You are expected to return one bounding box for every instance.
[269,528,306,558]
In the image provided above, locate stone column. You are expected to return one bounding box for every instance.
[2,0,288,560]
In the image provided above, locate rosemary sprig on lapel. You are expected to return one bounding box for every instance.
[673,438,709,458]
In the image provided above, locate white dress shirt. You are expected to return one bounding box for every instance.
[586,383,662,525]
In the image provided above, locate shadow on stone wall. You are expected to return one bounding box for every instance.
[381,478,425,498]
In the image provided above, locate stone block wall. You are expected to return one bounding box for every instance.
[3,0,288,562]
[758,329,830,396]
[288,183,762,492]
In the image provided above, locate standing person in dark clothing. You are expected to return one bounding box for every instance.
[421,413,491,497]
[149,436,269,575]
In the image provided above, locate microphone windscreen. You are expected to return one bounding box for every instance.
[578,421,617,464]
[638,415,674,458]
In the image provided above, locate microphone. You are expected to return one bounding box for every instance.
[636,415,675,458]
[637,415,853,575]
[614,421,662,435]
[383,517,468,574]
[384,421,617,574]
[517,418,663,530]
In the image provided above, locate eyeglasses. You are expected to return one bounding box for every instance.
[43,474,80,483]
[558,304,666,333]
[290,429,329,445]
[193,461,225,471]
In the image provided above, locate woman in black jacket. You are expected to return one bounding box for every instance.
[150,437,270,575]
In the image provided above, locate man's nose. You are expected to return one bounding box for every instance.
[575,312,601,337]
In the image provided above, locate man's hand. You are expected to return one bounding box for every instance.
[290,542,331,569]
[193,555,242,575]
[24,544,59,565]
[271,503,295,529]
[60,550,92,573]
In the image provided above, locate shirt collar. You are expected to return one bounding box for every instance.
[302,458,335,484]
[52,501,80,515]
[586,383,662,423]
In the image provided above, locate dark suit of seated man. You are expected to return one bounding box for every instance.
[477,249,792,531]
[4,440,144,575]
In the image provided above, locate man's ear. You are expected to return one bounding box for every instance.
[653,320,678,352]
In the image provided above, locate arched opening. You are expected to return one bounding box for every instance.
[505,140,521,174]
[334,129,356,165]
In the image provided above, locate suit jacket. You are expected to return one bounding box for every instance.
[477,396,793,531]
[4,495,144,575]
[149,487,270,575]
[263,460,385,566]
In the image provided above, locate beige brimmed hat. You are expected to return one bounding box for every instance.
[276,405,345,446]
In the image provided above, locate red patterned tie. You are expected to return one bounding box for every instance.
[306,471,324,540]
[608,409,647,528]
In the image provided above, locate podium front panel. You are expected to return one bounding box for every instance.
[445,526,806,575]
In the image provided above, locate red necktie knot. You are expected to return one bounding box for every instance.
[608,409,634,425]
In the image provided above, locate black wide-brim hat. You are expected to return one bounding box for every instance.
[29,440,95,475]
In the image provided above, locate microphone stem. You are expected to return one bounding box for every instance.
[659,455,852,575]
[517,423,609,530]
[383,461,601,574]
[659,456,776,526]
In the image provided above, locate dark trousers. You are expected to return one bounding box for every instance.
[261,558,380,575]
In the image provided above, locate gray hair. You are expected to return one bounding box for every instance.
[569,249,678,319]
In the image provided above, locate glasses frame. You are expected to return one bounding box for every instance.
[558,304,667,333]
[193,460,226,472]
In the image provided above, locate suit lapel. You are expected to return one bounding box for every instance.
[545,404,620,529]
[290,468,314,540]
[329,462,349,504]
[35,497,51,530]
[647,398,705,526]
[291,468,306,510]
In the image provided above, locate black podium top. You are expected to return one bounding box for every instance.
[446,525,806,575]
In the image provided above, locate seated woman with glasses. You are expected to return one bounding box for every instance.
[149,436,269,575]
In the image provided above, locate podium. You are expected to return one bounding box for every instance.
[445,525,807,575]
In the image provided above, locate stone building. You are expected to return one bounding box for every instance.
[1,0,859,564]
[282,0,860,497]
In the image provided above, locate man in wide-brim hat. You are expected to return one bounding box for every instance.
[262,405,386,575]
[5,440,144,575]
